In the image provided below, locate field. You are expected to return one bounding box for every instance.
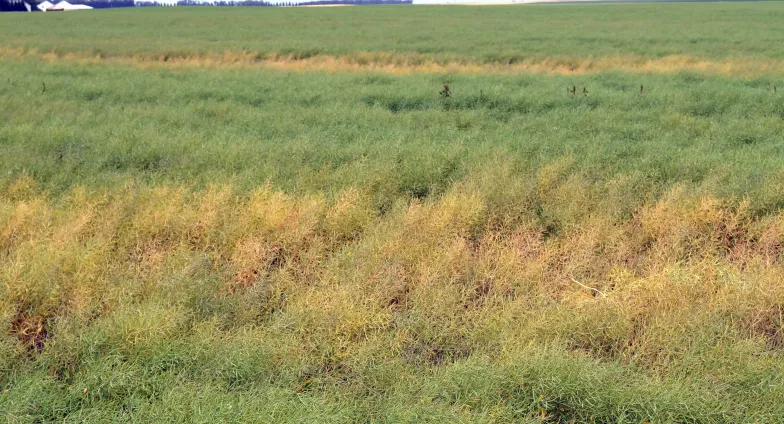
[2,3,784,422]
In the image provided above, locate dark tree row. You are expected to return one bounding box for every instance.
[175,0,275,5]
[0,0,133,10]
[80,0,134,8]
[0,0,30,11]
[0,0,409,10]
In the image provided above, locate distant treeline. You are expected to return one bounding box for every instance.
[0,0,29,11]
[0,0,410,9]
[173,0,274,5]
[0,0,133,9]
[81,0,134,8]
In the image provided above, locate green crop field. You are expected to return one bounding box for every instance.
[2,3,784,422]
[4,3,784,63]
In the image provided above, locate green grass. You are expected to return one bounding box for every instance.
[2,3,784,62]
[2,58,783,211]
[2,3,784,423]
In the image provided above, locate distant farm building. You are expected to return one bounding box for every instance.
[40,0,94,10]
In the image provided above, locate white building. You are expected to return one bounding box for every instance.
[45,1,94,10]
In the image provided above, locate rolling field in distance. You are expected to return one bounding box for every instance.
[2,3,784,422]
[3,3,784,73]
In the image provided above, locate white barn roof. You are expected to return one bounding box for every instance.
[48,1,94,10]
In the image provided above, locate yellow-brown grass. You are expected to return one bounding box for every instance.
[2,47,783,77]
[2,177,784,372]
